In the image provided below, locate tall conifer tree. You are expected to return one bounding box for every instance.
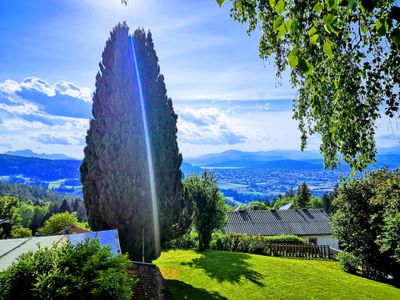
[80,23,184,261]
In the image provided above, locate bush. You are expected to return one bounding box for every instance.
[337,252,359,274]
[164,230,306,257]
[10,227,32,238]
[0,238,135,300]
[163,230,199,250]
[210,233,305,255]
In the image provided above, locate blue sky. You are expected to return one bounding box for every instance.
[0,0,399,158]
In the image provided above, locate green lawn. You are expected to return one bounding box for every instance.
[154,250,400,300]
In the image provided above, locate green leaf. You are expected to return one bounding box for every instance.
[310,34,319,45]
[269,0,277,9]
[357,1,365,13]
[308,26,317,37]
[273,16,284,31]
[391,28,400,48]
[291,20,299,33]
[327,0,338,11]
[288,49,300,68]
[275,0,285,15]
[323,39,333,58]
[313,2,323,14]
[298,59,314,75]
[216,0,225,7]
[277,24,287,39]
[376,18,388,37]
[285,19,293,32]
[347,0,357,10]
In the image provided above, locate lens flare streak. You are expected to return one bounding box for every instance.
[130,37,160,256]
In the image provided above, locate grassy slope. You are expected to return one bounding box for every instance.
[154,250,400,300]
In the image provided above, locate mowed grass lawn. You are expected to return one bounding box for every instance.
[154,249,400,300]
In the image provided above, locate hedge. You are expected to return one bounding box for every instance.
[164,231,305,256]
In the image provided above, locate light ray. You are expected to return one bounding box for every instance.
[130,36,160,258]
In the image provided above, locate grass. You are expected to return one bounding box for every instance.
[154,249,400,300]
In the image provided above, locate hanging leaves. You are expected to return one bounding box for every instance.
[220,0,400,172]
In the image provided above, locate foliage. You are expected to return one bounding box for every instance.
[272,195,295,209]
[164,230,305,256]
[337,252,359,274]
[297,182,311,207]
[219,0,400,172]
[155,249,400,300]
[0,196,22,239]
[38,212,87,236]
[163,230,199,250]
[247,200,270,210]
[210,232,305,255]
[80,23,186,261]
[0,238,135,300]
[332,168,400,281]
[10,227,32,238]
[183,170,227,250]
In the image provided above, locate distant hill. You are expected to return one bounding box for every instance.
[4,149,77,160]
[186,148,400,169]
[186,150,321,166]
[0,154,81,181]
[181,162,202,176]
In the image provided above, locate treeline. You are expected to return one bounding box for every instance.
[0,181,87,238]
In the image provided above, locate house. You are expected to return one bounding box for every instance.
[224,209,339,249]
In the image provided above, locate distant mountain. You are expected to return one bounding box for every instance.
[186,147,400,170]
[0,154,81,181]
[181,162,202,176]
[207,159,322,170]
[186,149,321,167]
[4,149,77,160]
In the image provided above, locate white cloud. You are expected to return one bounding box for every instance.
[176,106,246,145]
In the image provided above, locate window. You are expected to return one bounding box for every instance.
[309,238,317,245]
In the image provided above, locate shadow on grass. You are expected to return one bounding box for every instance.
[180,250,265,286]
[166,279,228,300]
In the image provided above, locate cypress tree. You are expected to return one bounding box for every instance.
[80,23,184,261]
[297,182,311,208]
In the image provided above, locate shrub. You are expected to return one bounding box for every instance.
[163,230,199,250]
[337,252,359,274]
[11,227,32,238]
[164,230,306,258]
[210,233,305,255]
[0,238,135,300]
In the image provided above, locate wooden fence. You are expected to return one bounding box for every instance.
[270,243,335,259]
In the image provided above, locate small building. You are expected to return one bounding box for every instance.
[224,209,338,249]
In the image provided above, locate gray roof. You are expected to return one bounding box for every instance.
[224,209,332,236]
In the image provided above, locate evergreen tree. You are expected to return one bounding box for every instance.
[285,188,296,198]
[80,23,184,261]
[297,182,311,208]
[59,199,71,213]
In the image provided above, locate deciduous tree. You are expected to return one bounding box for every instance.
[218,0,400,172]
[183,170,226,250]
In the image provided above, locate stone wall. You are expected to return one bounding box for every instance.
[131,262,171,300]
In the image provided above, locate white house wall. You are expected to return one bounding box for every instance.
[302,235,339,249]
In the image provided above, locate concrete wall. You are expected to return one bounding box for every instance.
[302,235,339,249]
